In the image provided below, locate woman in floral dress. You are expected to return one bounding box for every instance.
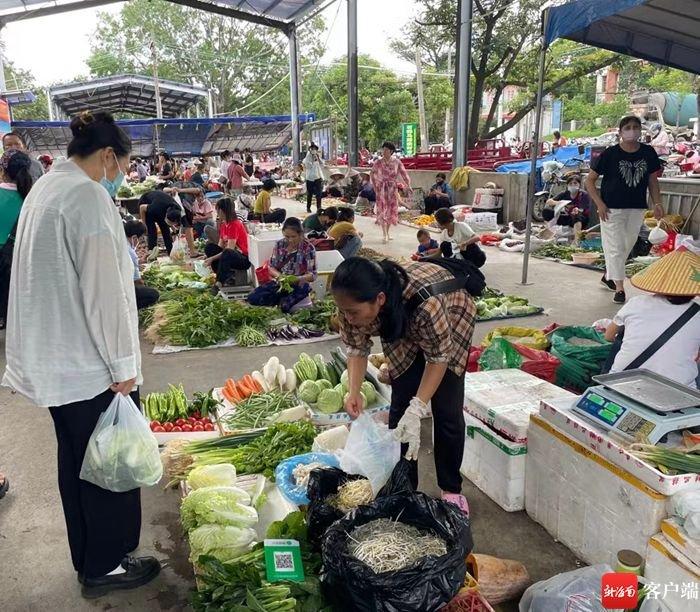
[371,141,411,243]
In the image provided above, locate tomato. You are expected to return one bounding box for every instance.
[150,420,161,428]
[181,424,193,432]
[193,424,204,432]
[201,417,211,424]
[204,423,215,431]
[188,416,198,424]
[175,418,187,427]
[152,425,166,433]
[192,411,201,419]
[171,426,183,433]
[163,422,174,432]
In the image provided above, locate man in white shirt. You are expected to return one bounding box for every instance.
[303,143,324,213]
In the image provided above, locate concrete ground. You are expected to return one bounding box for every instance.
[0,196,637,611]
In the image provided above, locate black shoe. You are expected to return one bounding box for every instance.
[600,274,616,292]
[81,556,160,599]
[613,291,626,304]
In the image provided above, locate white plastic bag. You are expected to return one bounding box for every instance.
[339,411,400,494]
[80,393,163,492]
[669,489,700,538]
[170,236,188,263]
[648,225,668,245]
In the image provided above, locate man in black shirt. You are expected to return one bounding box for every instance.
[585,115,664,304]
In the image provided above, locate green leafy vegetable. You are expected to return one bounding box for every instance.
[181,486,257,531]
[317,388,343,414]
[298,380,321,404]
[188,524,257,563]
[187,464,238,490]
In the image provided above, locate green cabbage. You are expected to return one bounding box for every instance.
[345,391,367,410]
[187,464,237,490]
[334,383,345,397]
[188,524,257,563]
[298,380,321,403]
[180,486,255,532]
[340,369,349,392]
[316,379,333,392]
[317,388,343,414]
[361,381,377,405]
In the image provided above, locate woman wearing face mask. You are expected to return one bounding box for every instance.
[3,111,160,597]
[543,174,591,239]
[586,116,664,304]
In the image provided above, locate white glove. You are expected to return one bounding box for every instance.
[394,397,427,461]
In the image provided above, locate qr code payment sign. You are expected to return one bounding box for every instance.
[274,551,295,572]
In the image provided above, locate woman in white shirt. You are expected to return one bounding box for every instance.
[3,111,160,597]
[433,207,486,268]
[604,247,700,388]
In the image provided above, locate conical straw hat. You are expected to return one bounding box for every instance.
[630,247,700,296]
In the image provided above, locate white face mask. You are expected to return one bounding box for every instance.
[568,185,580,196]
[621,127,641,143]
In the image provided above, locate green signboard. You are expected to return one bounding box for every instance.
[402,122,418,156]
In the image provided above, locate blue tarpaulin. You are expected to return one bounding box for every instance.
[497,146,591,174]
[544,0,700,74]
[11,114,315,157]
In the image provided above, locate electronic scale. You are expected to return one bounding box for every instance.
[572,369,700,444]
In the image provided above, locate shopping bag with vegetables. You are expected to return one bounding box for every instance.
[80,393,163,492]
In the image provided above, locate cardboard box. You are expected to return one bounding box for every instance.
[539,398,700,496]
[464,369,575,442]
[461,412,527,511]
[526,414,668,566]
[645,534,700,612]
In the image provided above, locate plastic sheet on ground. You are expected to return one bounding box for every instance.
[152,332,340,354]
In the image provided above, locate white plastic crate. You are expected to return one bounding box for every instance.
[461,412,527,511]
[525,414,668,566]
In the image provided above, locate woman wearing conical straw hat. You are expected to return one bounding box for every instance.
[604,246,700,388]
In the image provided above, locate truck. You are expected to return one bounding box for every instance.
[630,91,699,140]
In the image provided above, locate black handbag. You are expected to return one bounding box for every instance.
[0,218,19,274]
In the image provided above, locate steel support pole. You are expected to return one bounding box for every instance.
[288,24,301,166]
[521,11,549,285]
[207,88,214,117]
[347,0,359,166]
[452,0,472,168]
[0,24,6,94]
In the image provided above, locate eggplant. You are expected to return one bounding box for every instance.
[303,327,325,338]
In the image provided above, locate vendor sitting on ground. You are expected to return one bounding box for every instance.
[250,178,286,223]
[324,172,345,198]
[248,217,317,313]
[124,220,160,310]
[433,207,485,268]
[303,206,338,234]
[424,172,453,215]
[192,190,216,237]
[329,206,363,259]
[604,247,700,389]
[204,197,251,292]
[543,174,591,238]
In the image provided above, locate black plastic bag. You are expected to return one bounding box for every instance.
[319,460,473,612]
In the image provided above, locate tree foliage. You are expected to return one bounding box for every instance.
[87,0,325,115]
[3,62,49,121]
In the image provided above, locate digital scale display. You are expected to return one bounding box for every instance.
[579,392,626,426]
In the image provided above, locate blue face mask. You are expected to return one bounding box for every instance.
[101,152,124,198]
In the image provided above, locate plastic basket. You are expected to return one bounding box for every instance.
[580,237,602,250]
[442,589,495,612]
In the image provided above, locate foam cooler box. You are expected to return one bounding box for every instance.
[463,370,575,443]
[525,414,668,566]
[645,534,700,612]
[660,518,700,568]
[461,412,527,511]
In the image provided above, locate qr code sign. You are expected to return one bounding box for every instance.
[274,551,295,572]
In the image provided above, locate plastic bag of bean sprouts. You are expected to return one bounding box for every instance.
[319,461,473,612]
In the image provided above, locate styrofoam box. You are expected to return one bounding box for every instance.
[539,398,700,496]
[645,534,700,612]
[461,411,527,511]
[464,369,575,442]
[525,414,668,566]
[661,518,700,568]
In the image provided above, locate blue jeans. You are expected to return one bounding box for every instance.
[338,234,362,259]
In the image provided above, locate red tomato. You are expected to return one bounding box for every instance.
[201,417,211,424]
[188,416,198,424]
[152,426,166,433]
[204,423,215,431]
[175,418,187,427]
[171,426,183,433]
[181,424,193,432]
[192,411,201,419]
[193,424,204,432]
[150,420,161,428]
[163,422,174,432]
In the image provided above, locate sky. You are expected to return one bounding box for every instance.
[1,0,420,89]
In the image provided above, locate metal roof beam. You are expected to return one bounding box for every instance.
[166,0,289,30]
[0,0,123,25]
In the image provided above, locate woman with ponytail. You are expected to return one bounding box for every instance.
[331,257,476,514]
[0,149,34,325]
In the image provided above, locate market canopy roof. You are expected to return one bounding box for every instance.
[545,0,700,74]
[11,113,315,157]
[0,0,323,29]
[49,74,209,118]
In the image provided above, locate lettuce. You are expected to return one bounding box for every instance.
[180,486,256,532]
[187,464,237,490]
[188,524,256,563]
[298,380,321,403]
[361,381,377,405]
[317,388,343,414]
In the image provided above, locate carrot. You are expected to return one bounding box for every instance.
[221,386,235,403]
[225,379,243,402]
[243,375,261,393]
[236,380,252,398]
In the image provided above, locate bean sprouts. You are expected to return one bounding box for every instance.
[292,462,326,488]
[328,479,374,512]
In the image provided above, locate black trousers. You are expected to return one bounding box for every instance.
[204,243,251,284]
[0,265,10,321]
[306,179,323,211]
[249,209,286,224]
[388,352,465,494]
[49,389,142,579]
[145,205,173,254]
[135,284,160,310]
[440,241,486,268]
[424,195,450,215]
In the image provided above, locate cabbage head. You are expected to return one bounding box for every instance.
[188,524,256,563]
[361,381,377,405]
[298,380,320,403]
[317,388,343,414]
[187,464,237,490]
[180,486,255,532]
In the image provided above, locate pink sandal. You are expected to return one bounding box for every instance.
[442,492,469,516]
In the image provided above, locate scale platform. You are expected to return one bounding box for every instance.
[572,369,700,444]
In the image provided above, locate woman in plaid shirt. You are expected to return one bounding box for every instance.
[331,257,476,514]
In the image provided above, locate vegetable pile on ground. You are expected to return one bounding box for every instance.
[289,296,338,333]
[533,243,603,261]
[142,386,220,433]
[475,295,542,320]
[142,263,209,292]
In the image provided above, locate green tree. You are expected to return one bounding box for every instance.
[392,0,618,145]
[3,62,49,121]
[87,0,325,116]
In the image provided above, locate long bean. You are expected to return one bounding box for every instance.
[223,392,296,430]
